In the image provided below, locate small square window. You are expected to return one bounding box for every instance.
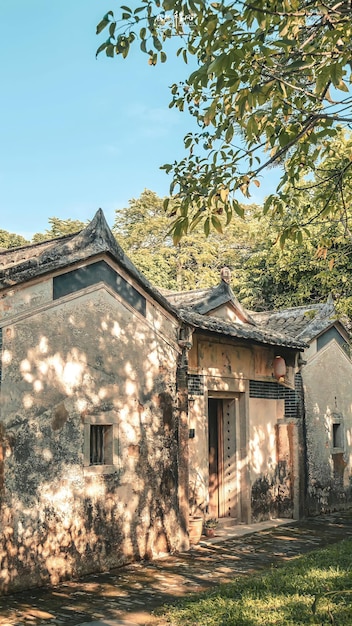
[90,424,113,465]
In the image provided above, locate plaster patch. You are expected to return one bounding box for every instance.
[52,403,69,431]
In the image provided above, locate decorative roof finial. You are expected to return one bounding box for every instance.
[220,266,231,284]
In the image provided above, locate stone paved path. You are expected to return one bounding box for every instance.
[1,510,352,626]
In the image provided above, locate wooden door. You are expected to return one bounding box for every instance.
[208,397,239,519]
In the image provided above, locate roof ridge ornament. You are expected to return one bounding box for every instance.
[220,266,231,284]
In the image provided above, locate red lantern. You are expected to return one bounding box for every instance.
[273,356,286,381]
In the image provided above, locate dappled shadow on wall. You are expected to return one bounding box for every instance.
[0,290,182,593]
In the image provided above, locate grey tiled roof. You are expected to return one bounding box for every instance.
[163,281,256,324]
[250,297,344,342]
[163,281,307,349]
[161,287,212,308]
[178,309,307,350]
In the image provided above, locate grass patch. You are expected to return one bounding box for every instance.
[156,539,352,625]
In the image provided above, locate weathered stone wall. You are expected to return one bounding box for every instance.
[0,280,52,324]
[249,398,285,521]
[0,281,186,594]
[303,341,352,515]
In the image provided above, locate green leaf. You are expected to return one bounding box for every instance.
[172,217,188,244]
[162,0,175,10]
[96,42,107,57]
[225,126,234,143]
[121,40,130,58]
[96,19,109,35]
[225,209,232,226]
[204,100,217,126]
[211,214,223,233]
[106,44,115,58]
[247,116,258,139]
[206,19,217,36]
[153,36,162,51]
[233,201,244,218]
[315,65,332,95]
[278,131,290,148]
[96,11,115,35]
[330,63,343,88]
[161,163,173,173]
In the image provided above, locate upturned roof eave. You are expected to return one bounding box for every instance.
[165,280,256,325]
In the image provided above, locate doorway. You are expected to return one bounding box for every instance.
[208,396,243,520]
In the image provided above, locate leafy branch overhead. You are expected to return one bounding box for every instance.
[97,1,352,241]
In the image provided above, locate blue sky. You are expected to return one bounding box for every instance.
[1,1,278,239]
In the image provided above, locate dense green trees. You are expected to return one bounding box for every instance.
[114,189,352,315]
[1,187,351,314]
[113,189,257,292]
[97,0,352,239]
[242,213,352,315]
[262,131,352,315]
[32,217,87,242]
[0,230,29,249]
[0,218,87,251]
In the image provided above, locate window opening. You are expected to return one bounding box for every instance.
[90,424,113,465]
[332,423,343,449]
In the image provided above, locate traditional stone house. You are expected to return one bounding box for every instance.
[0,211,189,594]
[0,210,350,595]
[164,270,307,524]
[253,299,352,515]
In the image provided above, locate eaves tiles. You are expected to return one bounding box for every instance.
[179,309,307,350]
[251,296,349,344]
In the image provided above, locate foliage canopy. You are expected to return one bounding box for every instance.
[0,230,29,250]
[97,0,352,241]
[1,189,352,314]
[32,217,88,242]
[114,189,352,316]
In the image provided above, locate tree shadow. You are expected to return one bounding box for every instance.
[0,282,187,595]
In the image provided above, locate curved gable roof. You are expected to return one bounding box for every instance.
[163,280,255,324]
[0,209,177,318]
[163,278,306,350]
